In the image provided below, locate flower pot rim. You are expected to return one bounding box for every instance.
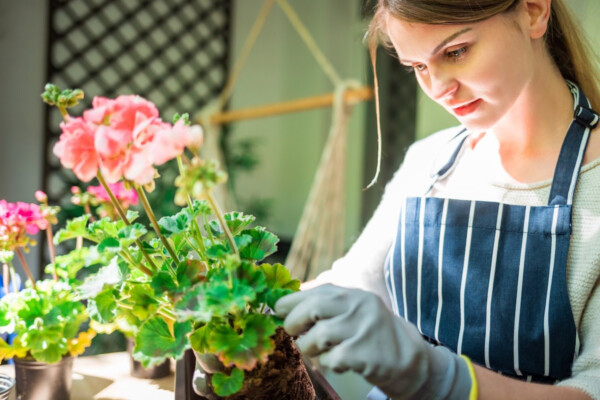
[14,355,74,367]
[0,373,15,395]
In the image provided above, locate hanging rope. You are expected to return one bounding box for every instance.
[275,0,342,87]
[286,81,358,281]
[216,0,277,111]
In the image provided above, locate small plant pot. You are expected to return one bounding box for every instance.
[14,356,74,400]
[0,374,15,400]
[126,338,172,379]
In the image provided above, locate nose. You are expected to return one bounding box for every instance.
[425,66,458,101]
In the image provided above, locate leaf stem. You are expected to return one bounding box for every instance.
[134,185,179,269]
[2,263,9,294]
[9,266,18,294]
[176,156,207,258]
[97,172,130,223]
[15,248,36,290]
[96,172,158,274]
[57,106,68,120]
[206,191,238,256]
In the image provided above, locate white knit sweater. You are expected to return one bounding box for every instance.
[317,127,600,399]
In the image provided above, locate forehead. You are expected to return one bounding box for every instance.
[385,15,475,58]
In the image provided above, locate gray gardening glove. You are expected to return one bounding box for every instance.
[275,284,475,400]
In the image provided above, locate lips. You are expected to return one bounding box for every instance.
[450,99,482,117]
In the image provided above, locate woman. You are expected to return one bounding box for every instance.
[275,0,600,399]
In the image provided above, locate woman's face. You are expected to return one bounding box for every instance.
[386,9,535,132]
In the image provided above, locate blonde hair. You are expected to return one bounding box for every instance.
[366,0,600,108]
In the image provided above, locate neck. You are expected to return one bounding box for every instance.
[489,52,573,157]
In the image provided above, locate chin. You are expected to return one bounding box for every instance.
[456,114,498,134]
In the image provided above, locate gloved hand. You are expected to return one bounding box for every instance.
[275,284,476,400]
[191,352,223,400]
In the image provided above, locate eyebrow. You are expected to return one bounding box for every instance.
[432,27,472,55]
[398,27,474,64]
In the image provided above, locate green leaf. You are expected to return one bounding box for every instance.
[54,215,91,243]
[117,223,147,246]
[125,210,140,222]
[133,317,192,367]
[174,284,214,322]
[189,323,212,353]
[87,288,117,324]
[238,227,278,262]
[30,339,68,364]
[233,234,252,251]
[212,368,244,397]
[88,217,127,241]
[127,284,160,321]
[0,250,14,263]
[205,244,231,260]
[224,212,256,235]
[258,263,300,308]
[211,314,278,370]
[97,237,121,253]
[78,257,126,299]
[175,259,205,290]
[150,270,179,295]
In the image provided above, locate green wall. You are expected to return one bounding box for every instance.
[227,0,369,244]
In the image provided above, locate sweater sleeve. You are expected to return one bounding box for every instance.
[557,278,600,400]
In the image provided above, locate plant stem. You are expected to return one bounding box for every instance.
[134,185,179,267]
[203,214,216,245]
[176,157,207,258]
[206,191,238,256]
[45,226,58,281]
[83,204,95,222]
[156,304,177,321]
[15,248,36,290]
[96,171,158,274]
[9,266,18,294]
[119,250,153,277]
[97,171,130,224]
[57,106,68,120]
[2,263,9,294]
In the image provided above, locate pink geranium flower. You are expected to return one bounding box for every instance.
[87,182,138,207]
[151,120,204,166]
[53,117,100,182]
[53,94,204,186]
[0,200,48,251]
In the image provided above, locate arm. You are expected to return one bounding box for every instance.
[276,285,598,400]
[474,365,591,400]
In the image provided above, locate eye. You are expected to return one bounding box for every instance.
[445,46,468,61]
[403,64,427,73]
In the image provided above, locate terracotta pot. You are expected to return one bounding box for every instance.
[14,356,73,400]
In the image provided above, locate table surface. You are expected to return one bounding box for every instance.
[0,352,175,400]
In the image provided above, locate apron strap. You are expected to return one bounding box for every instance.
[548,82,599,206]
[425,128,469,195]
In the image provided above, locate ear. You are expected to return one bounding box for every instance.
[524,0,552,39]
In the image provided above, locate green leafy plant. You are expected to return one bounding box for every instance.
[0,193,95,364]
[44,84,300,396]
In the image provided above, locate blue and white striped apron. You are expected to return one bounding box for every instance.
[380,83,599,389]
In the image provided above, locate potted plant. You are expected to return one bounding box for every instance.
[44,84,316,399]
[0,195,95,400]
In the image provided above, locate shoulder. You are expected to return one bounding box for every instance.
[385,125,466,196]
[402,125,467,174]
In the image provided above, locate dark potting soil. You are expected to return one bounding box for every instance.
[225,327,316,400]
